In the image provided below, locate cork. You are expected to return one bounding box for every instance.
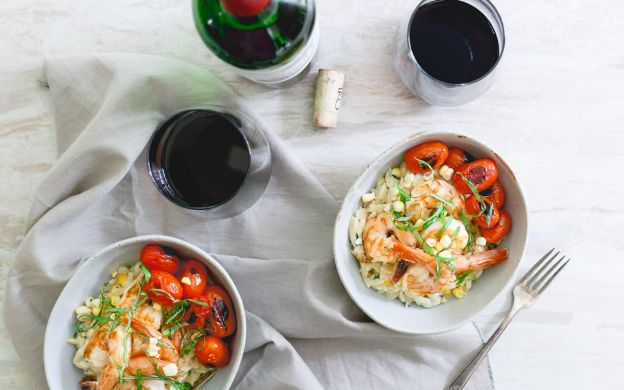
[313,69,344,128]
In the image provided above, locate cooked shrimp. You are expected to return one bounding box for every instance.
[362,212,415,262]
[406,179,464,218]
[83,327,109,368]
[421,219,469,253]
[128,319,179,362]
[96,326,131,390]
[454,248,509,273]
[96,356,173,390]
[392,242,456,294]
[135,304,163,330]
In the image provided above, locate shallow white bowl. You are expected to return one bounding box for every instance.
[333,132,528,334]
[44,235,246,389]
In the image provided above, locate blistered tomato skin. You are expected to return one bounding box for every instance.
[465,196,501,228]
[143,270,184,306]
[196,286,236,338]
[180,260,210,299]
[446,147,475,170]
[405,141,449,173]
[195,336,230,367]
[488,181,505,209]
[140,244,181,274]
[480,210,512,244]
[452,159,498,193]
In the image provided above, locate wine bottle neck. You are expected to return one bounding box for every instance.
[220,0,272,18]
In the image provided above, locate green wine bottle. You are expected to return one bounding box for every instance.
[193,0,318,87]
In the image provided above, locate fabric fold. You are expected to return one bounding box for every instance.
[4,53,494,390]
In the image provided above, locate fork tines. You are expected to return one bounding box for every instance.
[520,248,570,294]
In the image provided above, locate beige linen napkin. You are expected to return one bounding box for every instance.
[4,53,495,390]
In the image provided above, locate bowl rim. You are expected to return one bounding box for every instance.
[43,234,246,390]
[332,131,528,334]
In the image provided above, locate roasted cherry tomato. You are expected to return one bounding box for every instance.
[180,260,210,299]
[446,147,475,170]
[142,270,183,306]
[183,307,207,329]
[452,159,498,193]
[405,141,449,173]
[465,196,501,229]
[487,181,505,209]
[480,210,512,244]
[194,335,230,367]
[140,244,180,274]
[194,286,236,338]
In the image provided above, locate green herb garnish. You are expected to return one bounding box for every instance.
[139,264,151,282]
[436,212,453,238]
[417,159,434,175]
[456,271,475,286]
[459,210,477,252]
[432,193,454,207]
[421,204,445,231]
[484,201,494,227]
[396,185,412,202]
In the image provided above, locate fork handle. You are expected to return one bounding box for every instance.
[447,302,523,390]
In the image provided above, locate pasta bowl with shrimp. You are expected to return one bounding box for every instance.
[44,235,245,390]
[334,132,527,334]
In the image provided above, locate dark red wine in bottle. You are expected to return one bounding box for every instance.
[193,0,319,87]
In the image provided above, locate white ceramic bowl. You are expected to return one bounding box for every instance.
[44,235,246,389]
[333,132,528,334]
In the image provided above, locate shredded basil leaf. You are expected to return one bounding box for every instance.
[417,158,434,175]
[459,211,477,252]
[139,264,151,282]
[421,204,445,231]
[450,226,461,240]
[456,271,475,286]
[396,185,412,202]
[432,193,454,206]
[484,201,494,227]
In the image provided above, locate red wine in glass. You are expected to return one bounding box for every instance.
[395,0,505,105]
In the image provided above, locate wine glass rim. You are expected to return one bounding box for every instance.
[406,0,506,87]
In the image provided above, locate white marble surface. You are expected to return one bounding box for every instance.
[1,0,623,388]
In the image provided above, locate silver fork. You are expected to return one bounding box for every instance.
[447,248,571,390]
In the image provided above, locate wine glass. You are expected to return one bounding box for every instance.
[395,0,505,106]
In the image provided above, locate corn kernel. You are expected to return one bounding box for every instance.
[440,234,452,248]
[452,286,466,299]
[434,242,445,252]
[117,273,128,285]
[75,306,91,316]
[361,192,376,203]
[476,236,487,246]
[111,271,118,278]
[110,295,121,307]
[393,201,405,212]
[153,303,162,311]
[443,289,451,296]
[439,165,454,181]
[425,238,437,248]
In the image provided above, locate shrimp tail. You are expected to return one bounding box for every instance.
[388,260,410,284]
[392,242,432,266]
[455,248,509,273]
